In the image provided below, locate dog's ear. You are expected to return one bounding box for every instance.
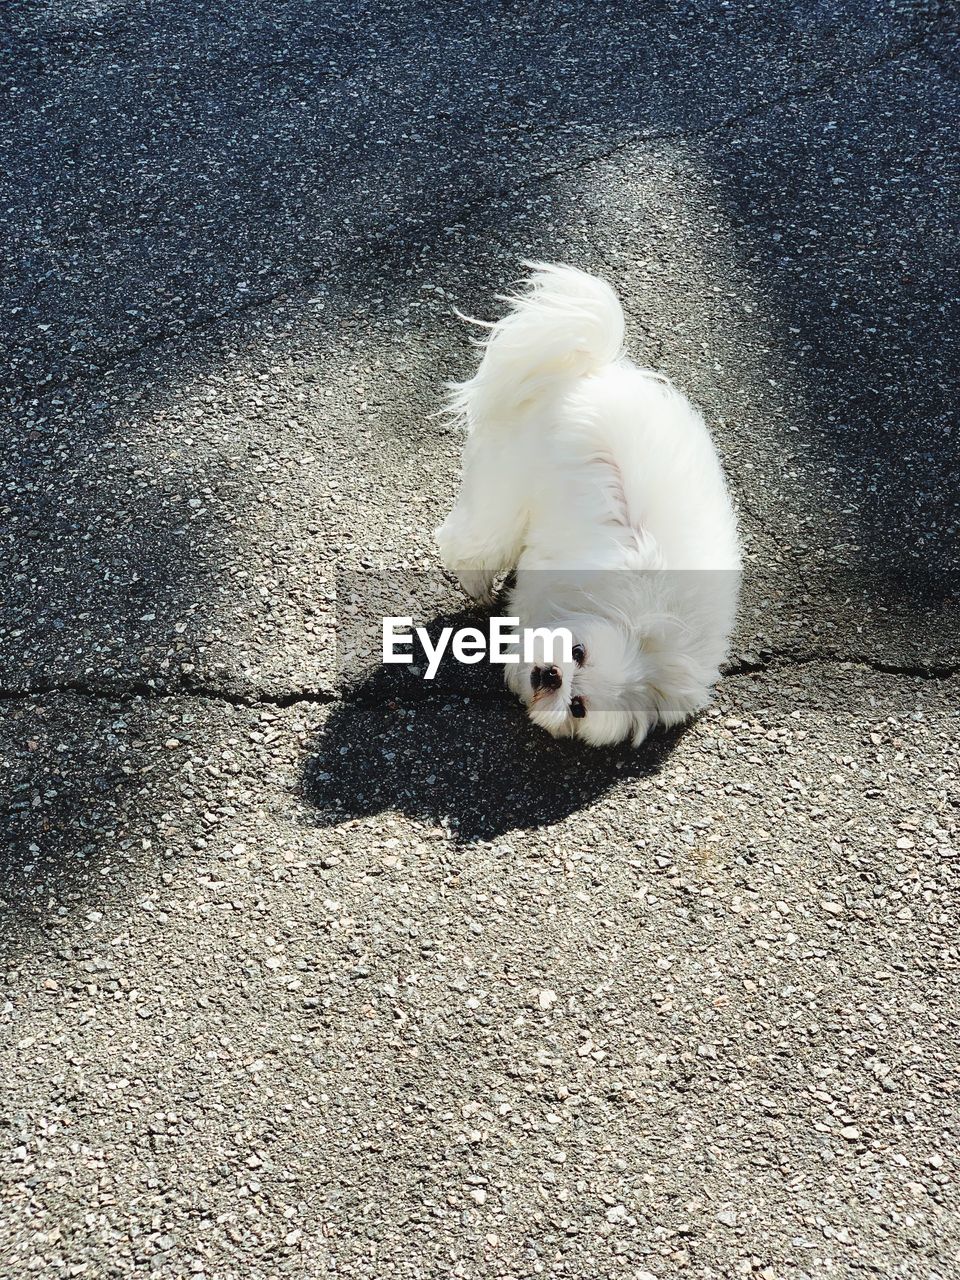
[641,640,712,728]
[595,452,664,566]
[620,681,655,748]
[628,525,665,570]
[631,707,655,748]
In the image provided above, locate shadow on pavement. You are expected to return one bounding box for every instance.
[303,692,688,843]
[302,600,689,842]
[3,1,956,928]
[0,694,183,942]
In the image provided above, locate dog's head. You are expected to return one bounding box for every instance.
[506,613,711,747]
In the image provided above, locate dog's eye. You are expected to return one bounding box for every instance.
[570,696,586,718]
[572,643,585,666]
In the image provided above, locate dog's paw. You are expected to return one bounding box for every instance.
[455,567,496,604]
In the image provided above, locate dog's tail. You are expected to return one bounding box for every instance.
[447,263,624,427]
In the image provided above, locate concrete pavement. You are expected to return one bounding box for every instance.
[1,3,958,1277]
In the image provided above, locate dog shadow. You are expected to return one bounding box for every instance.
[302,600,689,842]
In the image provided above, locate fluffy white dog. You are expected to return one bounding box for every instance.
[435,263,741,747]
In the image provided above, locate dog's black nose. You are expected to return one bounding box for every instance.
[540,664,562,690]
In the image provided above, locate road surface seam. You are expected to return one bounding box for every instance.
[0,651,955,712]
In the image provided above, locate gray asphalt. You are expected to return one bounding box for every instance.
[1,2,958,1278]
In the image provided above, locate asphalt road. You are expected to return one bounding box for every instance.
[1,2,958,1278]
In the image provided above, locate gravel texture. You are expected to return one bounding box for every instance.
[1,2,958,1278]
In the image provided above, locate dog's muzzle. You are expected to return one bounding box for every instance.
[531,664,562,692]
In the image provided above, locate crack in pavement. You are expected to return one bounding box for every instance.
[4,286,291,403]
[511,31,933,192]
[733,488,814,596]
[721,652,959,681]
[0,677,339,710]
[674,30,932,141]
[0,648,955,715]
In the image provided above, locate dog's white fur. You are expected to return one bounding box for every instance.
[435,263,741,747]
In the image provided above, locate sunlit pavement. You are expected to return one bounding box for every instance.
[1,4,958,1277]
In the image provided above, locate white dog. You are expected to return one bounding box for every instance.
[435,263,741,746]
